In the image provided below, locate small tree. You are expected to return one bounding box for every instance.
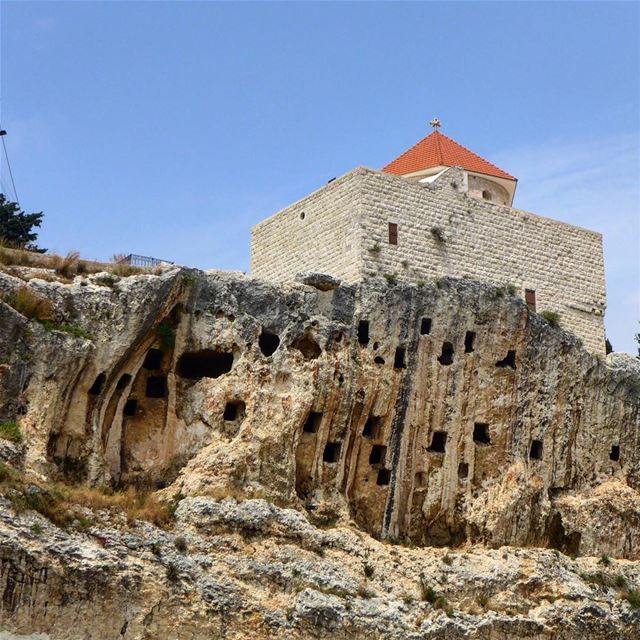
[0,193,45,252]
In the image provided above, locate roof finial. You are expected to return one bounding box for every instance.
[429,117,441,130]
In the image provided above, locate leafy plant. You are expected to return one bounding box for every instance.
[368,243,381,255]
[540,310,561,327]
[174,536,188,553]
[0,421,23,444]
[430,227,446,243]
[166,563,179,582]
[383,273,397,285]
[156,321,175,348]
[363,562,374,579]
[625,589,640,609]
[0,194,45,251]
[40,320,92,339]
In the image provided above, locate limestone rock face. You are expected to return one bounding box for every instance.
[0,268,639,638]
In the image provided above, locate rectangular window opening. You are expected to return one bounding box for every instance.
[323,441,341,463]
[357,320,370,346]
[388,222,398,246]
[473,422,491,445]
[376,468,391,486]
[610,445,620,461]
[525,289,536,312]
[464,331,476,353]
[303,411,323,434]
[369,444,387,466]
[394,346,406,369]
[427,431,447,453]
[529,439,543,460]
[145,376,167,399]
[362,416,381,439]
[420,318,432,335]
[123,398,137,417]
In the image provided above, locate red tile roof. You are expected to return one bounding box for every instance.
[382,131,516,181]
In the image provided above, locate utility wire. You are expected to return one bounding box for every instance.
[0,130,19,206]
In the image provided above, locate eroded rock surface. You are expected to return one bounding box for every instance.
[0,268,639,638]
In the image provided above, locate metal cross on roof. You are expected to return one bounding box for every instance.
[429,117,441,130]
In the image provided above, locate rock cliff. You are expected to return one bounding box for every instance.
[0,267,638,639]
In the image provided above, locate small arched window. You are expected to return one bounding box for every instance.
[482,190,492,201]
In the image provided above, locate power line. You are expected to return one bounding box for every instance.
[0,128,19,206]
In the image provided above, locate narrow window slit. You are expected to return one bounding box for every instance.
[394,346,406,369]
[610,445,620,461]
[420,318,432,335]
[464,331,476,353]
[458,462,469,479]
[357,320,370,346]
[388,222,398,245]
[525,289,536,312]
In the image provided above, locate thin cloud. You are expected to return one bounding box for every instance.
[494,132,640,354]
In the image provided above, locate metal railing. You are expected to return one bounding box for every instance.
[118,254,173,268]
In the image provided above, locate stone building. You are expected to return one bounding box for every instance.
[250,125,606,354]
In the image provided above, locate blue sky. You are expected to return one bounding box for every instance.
[1,1,638,353]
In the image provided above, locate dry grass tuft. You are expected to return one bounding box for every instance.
[50,251,80,279]
[0,462,174,529]
[3,285,54,321]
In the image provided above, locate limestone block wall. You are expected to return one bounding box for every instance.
[356,167,606,354]
[251,166,606,354]
[250,172,364,283]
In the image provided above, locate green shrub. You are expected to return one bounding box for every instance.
[174,536,188,553]
[368,243,381,255]
[40,320,91,340]
[363,562,374,579]
[166,563,179,582]
[419,577,437,603]
[156,322,175,348]
[625,589,640,609]
[0,421,23,444]
[599,554,611,567]
[506,283,517,295]
[540,310,561,327]
[383,273,397,285]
